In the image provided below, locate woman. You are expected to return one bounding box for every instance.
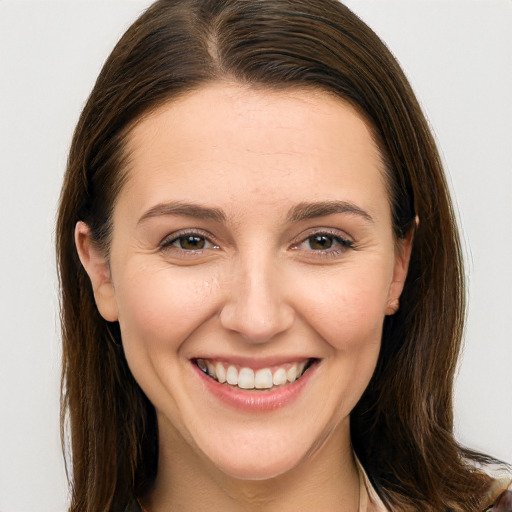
[56,0,511,510]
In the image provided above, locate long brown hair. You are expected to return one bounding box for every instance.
[57,1,496,510]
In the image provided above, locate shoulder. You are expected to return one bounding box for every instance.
[483,467,512,512]
[485,489,512,511]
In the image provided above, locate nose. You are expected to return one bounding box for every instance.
[219,256,295,344]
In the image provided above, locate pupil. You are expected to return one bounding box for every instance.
[181,235,205,250]
[310,234,333,250]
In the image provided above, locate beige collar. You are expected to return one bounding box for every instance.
[354,454,387,512]
[354,454,512,512]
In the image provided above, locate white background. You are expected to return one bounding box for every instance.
[0,1,510,511]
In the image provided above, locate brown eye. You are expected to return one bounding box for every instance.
[160,230,219,254]
[308,234,335,250]
[294,231,354,256]
[177,235,206,250]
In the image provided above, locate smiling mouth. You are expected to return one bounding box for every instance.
[194,358,316,391]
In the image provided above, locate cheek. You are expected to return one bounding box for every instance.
[115,265,220,352]
[293,263,391,350]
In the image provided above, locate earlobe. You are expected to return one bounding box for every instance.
[75,221,119,322]
[385,220,416,316]
[385,297,400,316]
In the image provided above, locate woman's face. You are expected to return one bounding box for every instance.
[78,84,411,480]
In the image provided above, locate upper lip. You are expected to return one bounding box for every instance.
[191,355,316,370]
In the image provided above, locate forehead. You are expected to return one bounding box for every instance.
[119,83,388,221]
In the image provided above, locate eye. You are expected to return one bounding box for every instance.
[174,234,208,250]
[293,230,354,256]
[307,233,340,250]
[160,230,219,252]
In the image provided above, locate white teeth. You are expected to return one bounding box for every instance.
[215,362,226,383]
[238,368,255,389]
[196,359,311,389]
[272,367,287,386]
[226,365,238,385]
[255,368,273,389]
[286,366,298,383]
[206,361,215,378]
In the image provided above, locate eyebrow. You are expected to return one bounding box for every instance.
[137,199,373,225]
[137,201,227,224]
[286,200,374,223]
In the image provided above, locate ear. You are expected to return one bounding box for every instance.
[385,218,417,316]
[75,221,119,322]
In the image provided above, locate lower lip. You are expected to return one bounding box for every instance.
[192,362,317,412]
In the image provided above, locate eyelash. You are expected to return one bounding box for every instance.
[291,230,354,258]
[159,229,354,258]
[160,229,219,253]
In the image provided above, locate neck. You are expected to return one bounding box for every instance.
[142,416,360,512]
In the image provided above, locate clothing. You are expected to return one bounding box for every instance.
[125,499,142,512]
[483,473,512,512]
[355,455,512,512]
[355,454,386,511]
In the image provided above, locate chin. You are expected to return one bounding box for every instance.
[195,427,319,482]
[213,451,304,481]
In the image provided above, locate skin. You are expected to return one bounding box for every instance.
[76,83,412,511]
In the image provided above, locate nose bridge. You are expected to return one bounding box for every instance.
[219,249,294,343]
